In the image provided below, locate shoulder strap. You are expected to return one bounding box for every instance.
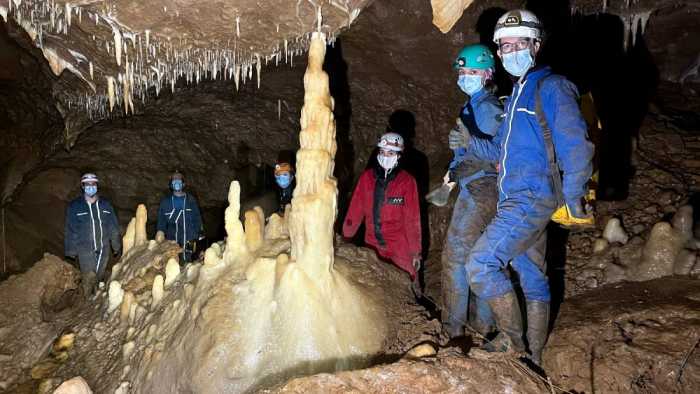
[535,79,565,206]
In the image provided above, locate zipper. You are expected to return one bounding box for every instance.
[499,79,528,200]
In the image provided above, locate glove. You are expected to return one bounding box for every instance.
[551,198,595,228]
[448,118,470,150]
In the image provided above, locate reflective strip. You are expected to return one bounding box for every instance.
[76,212,88,216]
[499,79,528,201]
[88,201,97,251]
[95,200,104,274]
[516,108,536,115]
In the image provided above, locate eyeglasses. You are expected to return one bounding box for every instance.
[499,39,532,54]
[378,149,398,157]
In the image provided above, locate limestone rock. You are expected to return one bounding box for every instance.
[134,204,148,247]
[264,213,289,240]
[164,258,180,288]
[430,0,475,33]
[603,218,628,244]
[122,218,136,255]
[635,222,685,281]
[593,238,609,253]
[53,376,93,394]
[107,281,124,314]
[151,275,164,308]
[155,230,165,243]
[672,205,694,240]
[244,209,264,252]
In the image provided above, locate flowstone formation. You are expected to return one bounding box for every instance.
[22,31,434,394]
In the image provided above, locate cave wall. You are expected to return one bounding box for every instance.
[2,0,700,277]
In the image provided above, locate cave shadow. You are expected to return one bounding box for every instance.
[544,224,569,327]
[476,7,511,95]
[324,38,355,233]
[527,0,659,201]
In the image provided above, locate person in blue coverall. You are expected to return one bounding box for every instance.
[157,172,203,263]
[449,9,594,366]
[441,44,503,341]
[64,173,122,297]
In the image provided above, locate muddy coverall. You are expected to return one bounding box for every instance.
[343,164,422,279]
[64,197,121,287]
[157,193,202,261]
[442,88,503,338]
[465,66,594,361]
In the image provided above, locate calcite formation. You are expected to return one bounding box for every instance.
[430,0,475,33]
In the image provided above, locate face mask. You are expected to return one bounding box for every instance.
[171,180,184,191]
[457,74,484,96]
[502,48,534,77]
[276,174,292,188]
[377,154,398,172]
[84,185,97,197]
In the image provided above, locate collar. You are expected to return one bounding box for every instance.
[517,65,551,86]
[469,87,488,104]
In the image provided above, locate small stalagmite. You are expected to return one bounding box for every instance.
[108,281,124,313]
[244,209,264,252]
[134,204,148,247]
[122,218,136,255]
[164,258,180,288]
[151,275,164,308]
[603,217,629,244]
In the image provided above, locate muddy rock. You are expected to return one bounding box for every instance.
[545,277,700,393]
[265,353,549,393]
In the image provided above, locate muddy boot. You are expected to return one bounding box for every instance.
[526,301,550,367]
[482,291,525,354]
[82,271,96,300]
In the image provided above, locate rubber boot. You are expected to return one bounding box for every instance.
[482,291,525,353]
[526,301,550,366]
[82,271,96,300]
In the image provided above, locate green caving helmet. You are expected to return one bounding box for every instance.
[453,44,495,70]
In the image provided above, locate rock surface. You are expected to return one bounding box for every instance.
[545,277,700,393]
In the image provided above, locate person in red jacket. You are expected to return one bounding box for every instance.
[343,133,422,283]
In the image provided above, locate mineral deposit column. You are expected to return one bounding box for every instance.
[288,31,338,280]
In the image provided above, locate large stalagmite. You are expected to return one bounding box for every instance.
[67,31,394,394]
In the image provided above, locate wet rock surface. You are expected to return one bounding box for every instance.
[545,277,700,393]
[264,352,550,393]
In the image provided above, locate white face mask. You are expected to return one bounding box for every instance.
[377,154,398,172]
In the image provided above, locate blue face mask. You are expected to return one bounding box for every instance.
[171,180,184,192]
[502,48,534,77]
[275,174,292,188]
[457,74,484,96]
[84,185,97,197]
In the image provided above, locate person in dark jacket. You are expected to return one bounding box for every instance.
[274,162,295,215]
[64,173,122,296]
[157,172,203,262]
[343,133,422,285]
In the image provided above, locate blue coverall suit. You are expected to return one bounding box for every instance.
[157,193,202,261]
[465,66,593,304]
[64,197,122,281]
[442,88,503,338]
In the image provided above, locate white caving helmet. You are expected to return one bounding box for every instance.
[80,173,99,184]
[377,132,404,152]
[493,9,543,43]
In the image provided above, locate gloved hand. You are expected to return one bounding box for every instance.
[551,198,595,228]
[448,118,470,150]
